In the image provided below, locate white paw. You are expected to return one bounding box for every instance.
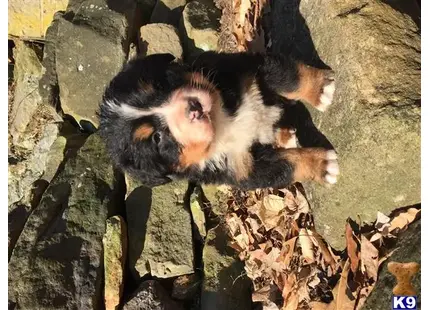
[316,79,335,112]
[324,150,339,184]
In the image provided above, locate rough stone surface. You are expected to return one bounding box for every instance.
[123,280,182,310]
[362,219,421,310]
[181,0,221,55]
[56,17,125,126]
[150,0,187,26]
[8,0,68,38]
[8,122,87,260]
[201,225,252,310]
[127,180,194,278]
[139,24,183,59]
[270,0,421,248]
[172,274,201,300]
[103,216,127,310]
[8,123,59,207]
[10,40,43,147]
[39,12,62,109]
[67,0,137,43]
[8,133,118,310]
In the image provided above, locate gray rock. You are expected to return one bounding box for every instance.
[127,180,194,278]
[271,0,420,248]
[8,123,59,207]
[39,12,62,109]
[103,216,127,310]
[362,219,421,310]
[123,280,182,310]
[180,0,221,56]
[8,122,59,259]
[55,17,125,127]
[8,133,119,310]
[150,0,187,26]
[201,225,252,310]
[67,0,137,42]
[139,23,183,59]
[10,40,43,147]
[8,122,87,260]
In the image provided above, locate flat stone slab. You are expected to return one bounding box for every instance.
[139,23,183,59]
[56,17,125,126]
[127,180,194,278]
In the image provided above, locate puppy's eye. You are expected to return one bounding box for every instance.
[152,131,162,145]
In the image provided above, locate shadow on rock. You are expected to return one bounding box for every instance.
[126,186,152,280]
[268,0,330,69]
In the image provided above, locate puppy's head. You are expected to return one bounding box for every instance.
[98,53,222,186]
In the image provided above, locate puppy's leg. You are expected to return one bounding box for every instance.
[237,145,339,190]
[282,148,339,184]
[261,55,335,112]
[277,100,335,150]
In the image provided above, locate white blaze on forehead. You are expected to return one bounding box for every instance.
[105,100,159,119]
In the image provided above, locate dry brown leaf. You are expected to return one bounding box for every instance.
[282,291,299,310]
[389,208,420,233]
[375,211,390,229]
[263,301,280,310]
[345,222,360,273]
[264,194,286,213]
[278,237,298,268]
[237,0,252,25]
[308,229,337,271]
[253,284,278,302]
[329,259,355,310]
[360,236,379,281]
[299,229,315,264]
[282,274,296,298]
[378,249,396,268]
[308,301,330,310]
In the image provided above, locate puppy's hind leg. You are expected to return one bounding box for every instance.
[261,54,335,112]
[237,145,339,190]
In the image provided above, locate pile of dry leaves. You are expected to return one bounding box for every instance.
[223,184,420,310]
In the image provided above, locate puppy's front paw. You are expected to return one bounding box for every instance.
[315,71,335,112]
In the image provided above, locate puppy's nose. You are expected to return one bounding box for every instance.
[188,98,203,120]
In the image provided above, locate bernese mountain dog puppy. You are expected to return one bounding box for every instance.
[98,52,338,190]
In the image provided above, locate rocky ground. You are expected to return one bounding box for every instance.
[8,0,421,309]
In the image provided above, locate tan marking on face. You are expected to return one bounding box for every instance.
[178,142,211,169]
[282,148,329,183]
[133,124,154,141]
[282,63,330,108]
[139,79,155,94]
